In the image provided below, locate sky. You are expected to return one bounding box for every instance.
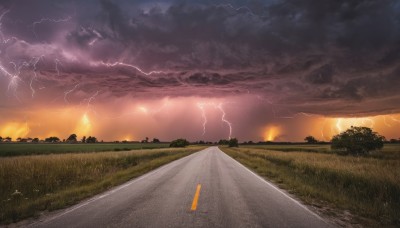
[0,0,399,142]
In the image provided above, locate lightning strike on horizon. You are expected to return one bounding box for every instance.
[197,103,207,136]
[217,103,233,139]
[91,61,167,76]
[32,16,72,38]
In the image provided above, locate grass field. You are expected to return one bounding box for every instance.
[0,146,204,224]
[220,144,400,226]
[0,143,169,157]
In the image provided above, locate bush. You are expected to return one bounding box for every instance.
[169,139,190,147]
[331,126,385,155]
[228,138,239,147]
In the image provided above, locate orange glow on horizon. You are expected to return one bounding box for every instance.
[0,122,30,139]
[263,125,281,141]
[75,113,92,136]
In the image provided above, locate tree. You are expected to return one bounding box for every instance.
[32,138,39,143]
[228,138,239,147]
[218,139,229,145]
[331,126,385,155]
[304,136,318,144]
[67,134,77,143]
[152,138,160,143]
[141,137,149,143]
[81,136,86,143]
[169,138,189,147]
[0,136,2,142]
[86,136,98,143]
[45,137,60,143]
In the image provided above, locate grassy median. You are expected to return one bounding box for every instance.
[0,146,204,224]
[220,145,400,226]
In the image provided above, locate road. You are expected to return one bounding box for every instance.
[30,147,334,228]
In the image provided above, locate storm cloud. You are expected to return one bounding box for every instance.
[0,0,400,141]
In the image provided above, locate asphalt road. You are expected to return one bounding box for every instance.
[30,147,334,228]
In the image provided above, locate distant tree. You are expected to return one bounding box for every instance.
[81,136,86,143]
[5,137,11,142]
[304,136,318,144]
[389,138,399,143]
[169,138,190,147]
[67,134,77,143]
[218,139,229,145]
[45,137,60,143]
[32,138,39,143]
[16,137,22,142]
[141,137,149,143]
[86,136,98,143]
[228,138,239,147]
[331,126,385,155]
[152,138,160,143]
[0,136,2,142]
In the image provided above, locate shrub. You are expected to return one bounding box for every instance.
[228,138,239,147]
[331,126,385,155]
[169,138,190,147]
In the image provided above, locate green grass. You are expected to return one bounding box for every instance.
[220,144,400,226]
[0,143,169,157]
[0,146,205,224]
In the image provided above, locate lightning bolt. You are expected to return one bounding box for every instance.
[336,118,342,133]
[85,90,99,110]
[54,59,61,76]
[217,103,233,139]
[91,61,167,76]
[30,56,44,98]
[0,9,10,43]
[215,4,256,15]
[64,83,80,104]
[197,103,207,136]
[390,116,400,123]
[32,16,72,38]
[7,61,31,100]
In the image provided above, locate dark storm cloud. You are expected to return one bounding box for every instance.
[0,0,400,116]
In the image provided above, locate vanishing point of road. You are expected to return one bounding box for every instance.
[29,147,334,228]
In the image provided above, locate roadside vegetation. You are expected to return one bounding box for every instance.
[0,143,169,157]
[220,144,400,226]
[0,146,204,224]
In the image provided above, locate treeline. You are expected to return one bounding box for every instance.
[0,134,100,143]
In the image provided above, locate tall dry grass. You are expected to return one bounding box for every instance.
[221,146,400,226]
[0,147,202,224]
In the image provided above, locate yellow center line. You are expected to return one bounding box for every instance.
[191,184,202,211]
